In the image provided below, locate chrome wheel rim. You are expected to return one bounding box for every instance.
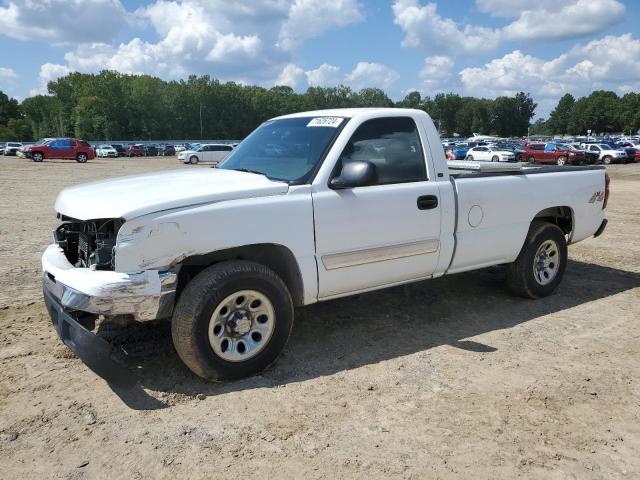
[533,239,560,285]
[208,290,275,362]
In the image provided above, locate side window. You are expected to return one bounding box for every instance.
[49,140,64,149]
[544,144,554,152]
[338,117,427,185]
[223,145,233,151]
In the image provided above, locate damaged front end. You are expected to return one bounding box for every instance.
[54,216,123,270]
[42,215,179,384]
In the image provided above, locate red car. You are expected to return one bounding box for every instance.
[126,144,144,157]
[26,138,95,163]
[523,142,586,165]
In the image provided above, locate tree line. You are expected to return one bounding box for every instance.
[1,69,634,142]
[530,91,640,136]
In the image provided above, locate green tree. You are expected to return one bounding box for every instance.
[546,93,574,135]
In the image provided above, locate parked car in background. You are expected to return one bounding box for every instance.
[126,144,144,157]
[159,144,176,156]
[143,144,158,156]
[24,138,95,163]
[111,144,126,156]
[582,143,628,164]
[623,147,640,162]
[495,142,525,161]
[95,144,118,158]
[3,142,23,155]
[465,145,516,162]
[451,143,469,160]
[174,145,187,153]
[178,143,234,165]
[523,143,586,165]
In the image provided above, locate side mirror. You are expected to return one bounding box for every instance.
[330,161,377,189]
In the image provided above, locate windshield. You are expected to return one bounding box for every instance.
[218,116,345,183]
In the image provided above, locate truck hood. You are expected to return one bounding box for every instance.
[55,168,289,220]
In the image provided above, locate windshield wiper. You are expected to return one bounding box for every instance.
[228,168,289,183]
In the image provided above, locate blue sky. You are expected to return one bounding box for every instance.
[0,0,639,117]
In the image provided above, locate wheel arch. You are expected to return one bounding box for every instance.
[176,243,305,307]
[532,206,574,237]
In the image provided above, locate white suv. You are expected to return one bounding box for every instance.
[583,144,628,164]
[178,143,234,165]
[3,142,23,156]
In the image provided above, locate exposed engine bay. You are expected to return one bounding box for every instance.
[54,217,123,270]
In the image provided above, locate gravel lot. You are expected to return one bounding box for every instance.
[0,155,639,479]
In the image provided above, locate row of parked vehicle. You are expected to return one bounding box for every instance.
[1,139,237,164]
[443,136,640,165]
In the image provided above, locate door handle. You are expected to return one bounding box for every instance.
[417,195,438,210]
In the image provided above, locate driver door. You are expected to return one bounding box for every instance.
[312,116,442,298]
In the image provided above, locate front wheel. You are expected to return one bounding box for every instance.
[527,155,535,163]
[491,155,499,162]
[465,155,474,161]
[189,155,199,164]
[172,261,294,381]
[506,221,567,299]
[32,152,44,162]
[602,156,612,165]
[557,156,566,166]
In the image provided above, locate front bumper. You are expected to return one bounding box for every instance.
[43,287,136,386]
[42,244,177,321]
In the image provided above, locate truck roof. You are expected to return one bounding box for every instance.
[272,108,427,121]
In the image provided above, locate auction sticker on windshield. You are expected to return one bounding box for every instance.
[307,117,344,128]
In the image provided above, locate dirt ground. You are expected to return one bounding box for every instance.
[0,155,638,479]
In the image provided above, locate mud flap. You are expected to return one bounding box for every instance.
[43,287,137,388]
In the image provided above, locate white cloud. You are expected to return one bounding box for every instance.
[0,67,18,80]
[278,0,363,49]
[30,63,72,96]
[502,0,625,41]
[393,0,625,56]
[345,62,400,91]
[306,64,343,87]
[419,56,454,92]
[393,0,499,55]
[0,0,127,44]
[275,61,398,92]
[459,34,640,115]
[24,0,363,90]
[276,63,307,90]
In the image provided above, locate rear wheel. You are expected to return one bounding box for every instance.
[189,155,199,164]
[171,261,294,381]
[527,155,535,163]
[602,155,612,165]
[506,221,567,299]
[556,156,566,166]
[465,155,474,161]
[76,153,88,163]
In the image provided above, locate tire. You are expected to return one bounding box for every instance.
[506,221,567,299]
[76,153,88,163]
[189,155,199,164]
[556,156,566,166]
[527,155,535,163]
[32,152,44,162]
[602,156,612,165]
[172,261,294,381]
[491,155,499,162]
[465,155,474,161]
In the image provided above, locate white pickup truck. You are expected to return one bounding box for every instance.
[43,108,609,383]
